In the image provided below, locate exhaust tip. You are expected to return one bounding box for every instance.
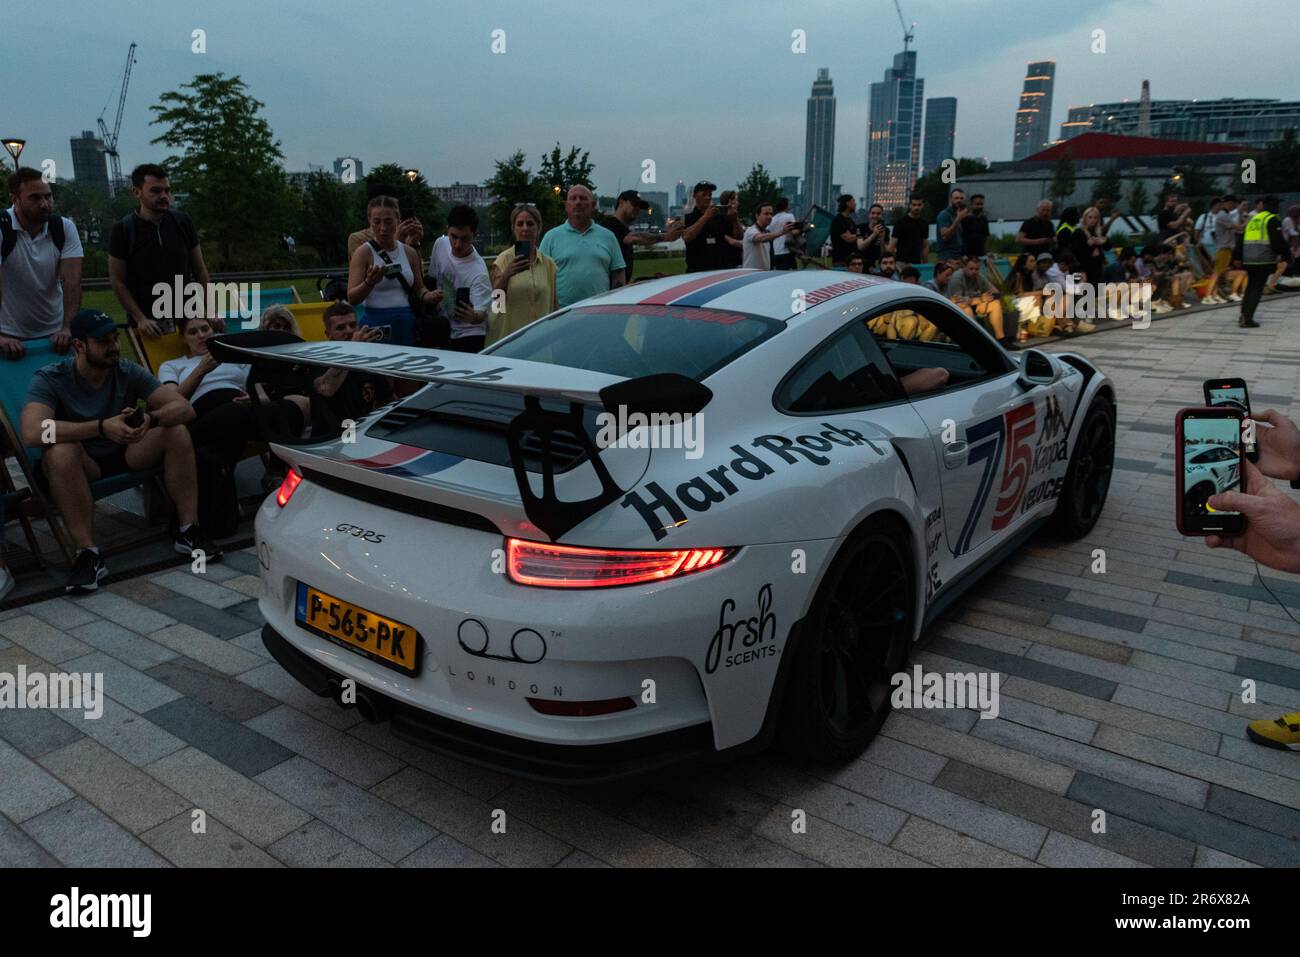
[355,688,393,724]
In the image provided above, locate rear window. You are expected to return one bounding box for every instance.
[485,303,782,381]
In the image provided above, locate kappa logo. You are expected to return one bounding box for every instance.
[622,422,883,540]
[1040,394,1068,444]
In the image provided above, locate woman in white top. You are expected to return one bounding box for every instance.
[346,195,441,346]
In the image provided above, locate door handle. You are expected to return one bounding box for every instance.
[943,441,968,468]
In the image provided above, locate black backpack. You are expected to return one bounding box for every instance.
[0,210,65,259]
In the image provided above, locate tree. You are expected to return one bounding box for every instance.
[150,72,296,268]
[911,157,989,218]
[360,164,444,249]
[1125,177,1151,219]
[299,171,357,267]
[736,163,780,222]
[1091,167,1123,205]
[538,143,595,197]
[1048,151,1077,208]
[1252,127,1300,194]
[483,149,556,239]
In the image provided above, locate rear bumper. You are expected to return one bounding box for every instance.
[261,623,715,784]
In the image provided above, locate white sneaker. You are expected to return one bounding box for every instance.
[0,565,14,605]
[1075,321,1097,333]
[1230,293,1244,301]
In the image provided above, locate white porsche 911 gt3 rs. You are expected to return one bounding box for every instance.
[210,268,1116,782]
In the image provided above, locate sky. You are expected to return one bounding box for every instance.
[7,0,1298,200]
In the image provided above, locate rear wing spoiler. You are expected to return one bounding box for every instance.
[208,331,711,540]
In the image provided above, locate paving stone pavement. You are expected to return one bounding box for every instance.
[3,298,1300,868]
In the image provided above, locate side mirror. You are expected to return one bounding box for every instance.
[1018,348,1061,388]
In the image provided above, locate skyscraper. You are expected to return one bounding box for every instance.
[922,97,957,175]
[779,176,801,209]
[1013,61,1056,160]
[674,179,687,206]
[70,130,109,195]
[865,51,924,208]
[803,68,836,211]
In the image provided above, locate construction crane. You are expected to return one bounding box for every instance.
[97,42,137,196]
[892,0,916,52]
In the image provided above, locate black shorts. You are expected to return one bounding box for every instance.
[87,444,131,478]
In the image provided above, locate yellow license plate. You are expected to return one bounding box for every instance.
[295,582,421,675]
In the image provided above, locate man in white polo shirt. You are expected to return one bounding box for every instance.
[0,167,83,359]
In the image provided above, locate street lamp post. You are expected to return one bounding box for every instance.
[405,169,419,183]
[2,138,25,170]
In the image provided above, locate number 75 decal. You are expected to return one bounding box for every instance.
[954,402,1037,555]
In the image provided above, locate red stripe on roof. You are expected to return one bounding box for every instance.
[348,444,425,468]
[637,270,752,305]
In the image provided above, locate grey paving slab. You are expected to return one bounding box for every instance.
[74,591,176,635]
[237,661,364,731]
[140,810,281,867]
[268,819,393,868]
[1036,831,1147,867]
[892,816,1038,867]
[149,596,258,640]
[345,721,512,801]
[822,756,1050,858]
[554,850,610,868]
[146,623,264,675]
[1068,772,1300,868]
[22,797,169,867]
[1204,783,1300,844]
[495,780,705,867]
[23,597,99,631]
[0,705,85,759]
[226,599,267,627]
[0,737,75,822]
[51,696,185,767]
[1234,655,1300,692]
[933,760,1194,867]
[752,803,920,868]
[1193,846,1262,868]
[105,577,176,606]
[244,705,402,788]
[68,619,178,670]
[39,738,189,835]
[221,549,262,576]
[221,575,264,600]
[61,651,180,714]
[149,570,248,609]
[145,746,309,847]
[144,697,293,778]
[228,629,272,661]
[0,812,62,866]
[0,615,94,663]
[926,637,1119,700]
[144,658,278,723]
[256,757,436,863]
[972,718,1210,808]
[398,833,501,868]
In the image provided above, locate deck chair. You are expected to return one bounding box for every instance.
[0,337,166,566]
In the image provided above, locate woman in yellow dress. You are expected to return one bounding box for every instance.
[487,204,558,346]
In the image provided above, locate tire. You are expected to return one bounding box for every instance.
[1050,396,1115,539]
[1184,481,1216,515]
[778,515,915,764]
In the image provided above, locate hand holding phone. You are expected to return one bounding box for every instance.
[383,262,403,279]
[1176,406,1247,536]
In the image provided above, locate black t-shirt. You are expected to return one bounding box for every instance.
[830,214,857,264]
[1018,216,1054,251]
[603,216,634,280]
[856,222,891,268]
[108,210,200,325]
[684,208,729,272]
[326,372,393,429]
[962,214,990,256]
[893,215,928,263]
[1157,208,1179,240]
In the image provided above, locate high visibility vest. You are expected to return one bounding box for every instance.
[1243,211,1279,264]
[1056,223,1076,239]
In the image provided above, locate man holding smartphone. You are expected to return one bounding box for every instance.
[429,205,493,353]
[605,190,682,282]
[1205,409,1300,751]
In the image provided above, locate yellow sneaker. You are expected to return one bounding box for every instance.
[1247,712,1300,751]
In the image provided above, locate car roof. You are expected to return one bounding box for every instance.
[587,269,940,322]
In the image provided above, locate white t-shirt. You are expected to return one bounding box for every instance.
[770,211,795,255]
[0,207,84,338]
[158,354,251,404]
[742,225,772,270]
[429,235,493,339]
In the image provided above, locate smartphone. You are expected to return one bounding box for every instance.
[376,324,393,342]
[383,262,403,279]
[455,288,471,307]
[124,398,147,428]
[1176,406,1246,536]
[1202,378,1258,461]
[514,240,531,258]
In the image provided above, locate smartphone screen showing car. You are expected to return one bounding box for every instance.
[1202,378,1258,461]
[1176,407,1246,536]
[383,262,402,279]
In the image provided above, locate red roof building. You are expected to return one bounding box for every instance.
[1026,132,1246,162]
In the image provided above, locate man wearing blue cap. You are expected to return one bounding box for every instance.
[20,309,222,592]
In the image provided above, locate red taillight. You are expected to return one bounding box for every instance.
[275,468,303,507]
[506,538,734,588]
